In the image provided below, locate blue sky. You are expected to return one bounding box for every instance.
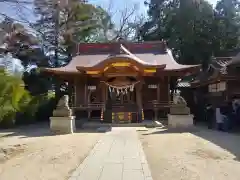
[0,0,218,24]
[89,0,218,14]
[89,0,218,24]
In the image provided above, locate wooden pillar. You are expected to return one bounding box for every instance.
[68,82,74,108]
[157,82,160,103]
[136,82,143,122]
[127,92,130,102]
[84,82,87,104]
[167,76,170,103]
[136,89,140,122]
[99,83,106,121]
[154,106,158,121]
[74,79,77,107]
[75,79,85,106]
[136,84,143,109]
[106,86,109,101]
[101,84,106,103]
[226,81,229,101]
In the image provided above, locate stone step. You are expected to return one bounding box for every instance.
[81,120,164,128]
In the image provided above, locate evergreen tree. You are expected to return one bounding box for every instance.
[0,17,48,68]
[214,0,240,55]
[33,0,101,65]
[140,0,240,66]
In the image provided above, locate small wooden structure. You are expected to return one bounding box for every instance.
[191,55,240,106]
[43,41,200,123]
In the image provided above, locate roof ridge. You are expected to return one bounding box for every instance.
[119,44,154,65]
[120,44,132,56]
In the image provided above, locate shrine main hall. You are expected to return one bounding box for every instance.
[44,41,199,124]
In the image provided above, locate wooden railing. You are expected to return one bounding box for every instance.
[71,101,174,110]
[143,101,174,109]
[72,103,105,110]
[111,103,138,112]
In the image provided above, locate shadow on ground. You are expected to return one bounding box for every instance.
[141,125,240,162]
[76,126,112,133]
[192,129,240,162]
[0,122,110,139]
[142,127,200,135]
[0,123,53,138]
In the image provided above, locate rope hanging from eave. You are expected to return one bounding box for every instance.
[100,80,140,95]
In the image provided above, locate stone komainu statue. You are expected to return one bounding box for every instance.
[170,93,190,115]
[56,95,70,109]
[53,95,72,117]
[173,93,187,106]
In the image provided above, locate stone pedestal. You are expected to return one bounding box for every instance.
[170,105,190,115]
[50,116,76,134]
[50,95,76,134]
[168,97,194,128]
[53,108,73,117]
[168,114,194,128]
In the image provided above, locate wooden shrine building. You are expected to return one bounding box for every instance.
[43,41,200,123]
[191,54,240,106]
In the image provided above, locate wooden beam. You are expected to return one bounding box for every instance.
[104,72,139,77]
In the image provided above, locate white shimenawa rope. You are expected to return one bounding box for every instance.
[101,81,140,95]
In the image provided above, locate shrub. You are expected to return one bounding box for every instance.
[34,92,56,122]
[14,92,56,125]
[0,69,32,127]
[0,69,59,128]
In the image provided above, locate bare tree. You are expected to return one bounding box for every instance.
[0,0,33,24]
[0,0,31,4]
[102,0,146,41]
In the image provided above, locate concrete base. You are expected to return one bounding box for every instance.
[50,116,76,134]
[170,106,190,115]
[168,114,194,128]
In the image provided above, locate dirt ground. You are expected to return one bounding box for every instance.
[0,123,102,180]
[139,126,240,180]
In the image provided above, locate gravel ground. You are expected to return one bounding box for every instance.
[0,124,102,180]
[139,126,240,180]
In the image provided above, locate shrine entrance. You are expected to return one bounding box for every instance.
[106,77,137,102]
[110,91,136,105]
[103,76,141,123]
[43,41,201,127]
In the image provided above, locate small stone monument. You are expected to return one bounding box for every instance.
[168,93,194,128]
[50,95,76,134]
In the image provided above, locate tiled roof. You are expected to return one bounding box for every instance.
[179,54,240,87]
[44,41,200,73]
[177,82,191,88]
[211,57,233,75]
[227,53,240,67]
[177,75,195,88]
[191,65,221,85]
[191,56,237,86]
[212,57,232,67]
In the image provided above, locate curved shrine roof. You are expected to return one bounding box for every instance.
[44,41,200,74]
[227,53,240,67]
[191,56,236,87]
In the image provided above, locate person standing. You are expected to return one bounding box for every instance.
[206,104,214,129]
[216,107,224,131]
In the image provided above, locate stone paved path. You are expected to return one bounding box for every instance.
[69,127,153,180]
